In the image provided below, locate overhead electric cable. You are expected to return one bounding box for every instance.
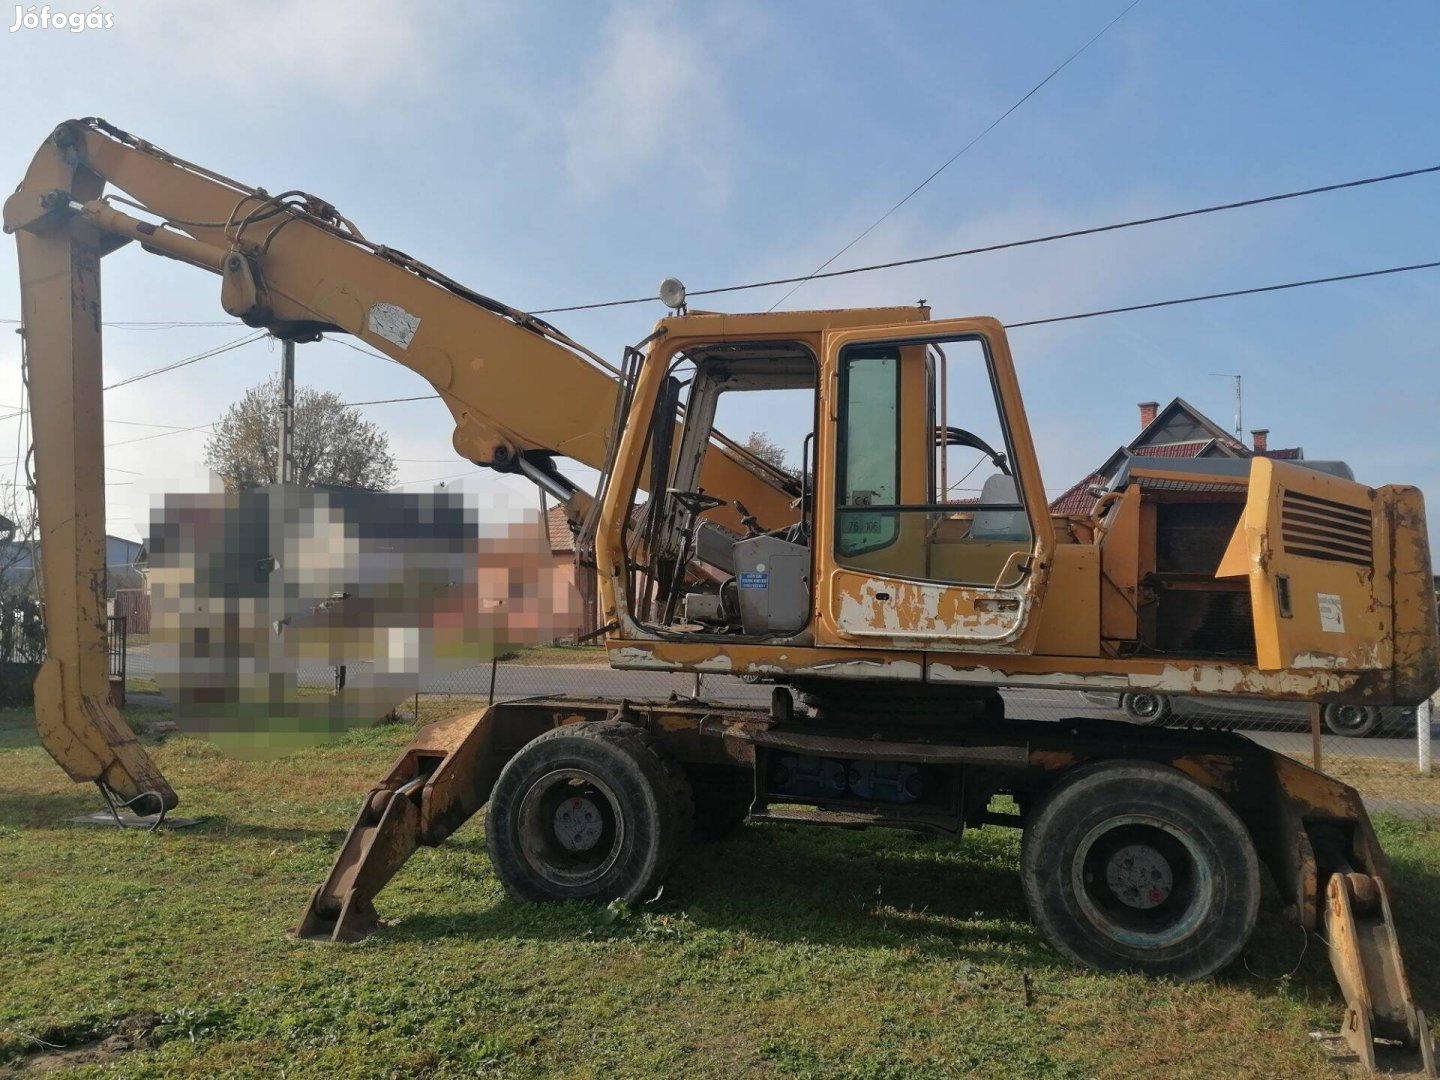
[1003,260,1440,329]
[530,163,1440,315]
[105,422,215,448]
[766,0,1145,311]
[103,332,267,391]
[0,318,236,328]
[339,394,441,407]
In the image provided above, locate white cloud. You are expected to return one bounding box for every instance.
[117,0,490,102]
[560,2,735,201]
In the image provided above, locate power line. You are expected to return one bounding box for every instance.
[530,163,1440,315]
[1004,259,1440,330]
[104,418,201,430]
[102,332,267,391]
[0,318,236,328]
[105,422,215,448]
[767,0,1144,311]
[3,255,1435,432]
[393,469,483,487]
[0,409,219,428]
[87,260,1440,450]
[340,394,440,407]
[97,321,237,330]
[3,256,1434,432]
[0,342,426,424]
[331,337,404,367]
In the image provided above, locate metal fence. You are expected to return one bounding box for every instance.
[121,639,1440,818]
[107,615,126,684]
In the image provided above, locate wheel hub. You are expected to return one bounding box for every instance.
[553,795,604,852]
[516,768,625,888]
[1103,843,1173,910]
[1072,813,1211,948]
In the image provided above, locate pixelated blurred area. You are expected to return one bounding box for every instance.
[145,486,582,755]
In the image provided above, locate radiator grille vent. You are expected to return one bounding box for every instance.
[1280,489,1372,568]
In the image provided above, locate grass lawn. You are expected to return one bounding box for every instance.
[1314,755,1440,809]
[3,705,1440,1079]
[504,645,609,667]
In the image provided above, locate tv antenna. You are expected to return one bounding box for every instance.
[1207,373,1242,438]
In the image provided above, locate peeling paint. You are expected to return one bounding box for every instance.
[833,573,1027,644]
[928,659,1364,700]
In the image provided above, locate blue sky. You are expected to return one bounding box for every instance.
[2,0,1438,547]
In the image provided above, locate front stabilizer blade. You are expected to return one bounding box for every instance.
[1325,871,1436,1077]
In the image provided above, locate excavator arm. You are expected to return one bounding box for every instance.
[3,117,794,811]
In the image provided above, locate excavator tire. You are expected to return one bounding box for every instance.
[1020,759,1259,981]
[685,763,754,842]
[486,720,692,904]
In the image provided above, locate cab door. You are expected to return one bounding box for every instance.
[817,318,1054,650]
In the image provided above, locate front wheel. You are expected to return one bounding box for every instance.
[1021,760,1260,981]
[485,720,692,903]
[1322,703,1384,738]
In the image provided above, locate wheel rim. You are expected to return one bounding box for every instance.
[1070,814,1212,949]
[517,768,625,888]
[1327,705,1373,734]
[1128,694,1162,719]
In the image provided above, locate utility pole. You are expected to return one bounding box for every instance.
[278,338,295,484]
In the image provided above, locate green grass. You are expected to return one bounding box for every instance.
[504,644,609,667]
[3,705,1440,1079]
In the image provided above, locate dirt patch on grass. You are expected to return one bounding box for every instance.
[0,1013,159,1076]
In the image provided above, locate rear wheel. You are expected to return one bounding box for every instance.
[1021,760,1259,980]
[1121,693,1172,725]
[486,720,691,903]
[1322,703,1384,738]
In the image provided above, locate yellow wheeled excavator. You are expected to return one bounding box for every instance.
[7,119,1438,1076]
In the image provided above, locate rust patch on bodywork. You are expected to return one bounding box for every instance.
[1028,750,1078,771]
[1170,753,1241,794]
[1388,486,1440,704]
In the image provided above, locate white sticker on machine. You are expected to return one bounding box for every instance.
[1318,592,1345,633]
[367,302,421,349]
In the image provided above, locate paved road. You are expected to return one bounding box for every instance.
[128,647,1433,765]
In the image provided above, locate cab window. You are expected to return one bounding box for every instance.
[835,335,1032,588]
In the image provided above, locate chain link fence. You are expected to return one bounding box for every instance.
[121,639,1440,818]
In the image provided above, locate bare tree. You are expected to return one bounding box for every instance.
[742,431,789,472]
[204,376,398,491]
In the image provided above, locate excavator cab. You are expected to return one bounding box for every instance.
[612,318,1054,652]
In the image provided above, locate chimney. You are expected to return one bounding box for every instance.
[1138,401,1159,430]
[1251,428,1269,453]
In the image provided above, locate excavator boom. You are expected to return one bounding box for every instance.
[3,118,802,809]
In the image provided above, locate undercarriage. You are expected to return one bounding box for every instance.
[298,690,1435,1077]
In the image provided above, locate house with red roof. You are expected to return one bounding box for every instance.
[1049,398,1303,517]
[546,504,600,639]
